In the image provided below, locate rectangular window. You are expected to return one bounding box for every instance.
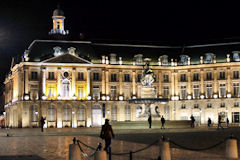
[234,102,239,107]
[63,106,70,121]
[206,84,212,98]
[207,103,212,108]
[77,106,85,121]
[194,104,199,108]
[219,83,226,98]
[110,86,117,100]
[180,74,186,82]
[111,73,117,82]
[163,86,169,98]
[125,105,131,121]
[163,74,169,82]
[93,73,99,81]
[78,72,84,80]
[220,72,225,79]
[206,72,212,80]
[48,72,55,80]
[93,86,100,100]
[77,87,85,99]
[124,74,130,82]
[111,105,117,121]
[31,72,38,80]
[181,104,186,109]
[193,85,199,99]
[232,112,240,123]
[220,102,225,108]
[233,71,239,79]
[233,83,239,97]
[193,73,199,81]
[48,87,55,98]
[137,74,142,82]
[180,86,187,100]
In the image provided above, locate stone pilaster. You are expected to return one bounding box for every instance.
[106,70,109,95]
[102,69,106,95]
[119,70,123,95]
[72,68,76,96]
[200,69,204,94]
[187,70,191,95]
[213,69,218,93]
[132,70,136,96]
[87,69,91,96]
[158,71,162,97]
[42,68,46,95]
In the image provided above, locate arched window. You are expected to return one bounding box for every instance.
[31,105,38,122]
[136,106,142,118]
[62,79,70,98]
[111,105,117,121]
[48,105,55,122]
[125,105,131,121]
[63,105,71,121]
[78,106,85,121]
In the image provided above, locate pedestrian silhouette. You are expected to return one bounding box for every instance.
[40,116,45,132]
[148,115,152,129]
[161,116,165,129]
[190,115,195,128]
[226,117,229,127]
[217,115,223,130]
[208,118,212,127]
[100,119,115,152]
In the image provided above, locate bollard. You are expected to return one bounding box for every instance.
[159,136,171,160]
[225,138,238,159]
[94,143,107,160]
[69,144,81,160]
[94,150,107,160]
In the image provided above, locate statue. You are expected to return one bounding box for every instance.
[141,62,155,87]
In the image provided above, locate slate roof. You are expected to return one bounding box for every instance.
[25,39,240,64]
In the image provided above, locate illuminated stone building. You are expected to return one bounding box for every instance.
[4,8,240,128]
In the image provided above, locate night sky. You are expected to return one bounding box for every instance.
[1,1,240,105]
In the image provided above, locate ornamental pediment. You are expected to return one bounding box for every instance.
[41,53,91,64]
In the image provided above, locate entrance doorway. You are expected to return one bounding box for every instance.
[92,105,102,126]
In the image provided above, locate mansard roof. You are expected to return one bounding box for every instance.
[25,39,240,64]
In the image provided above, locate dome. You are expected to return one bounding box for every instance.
[53,8,64,16]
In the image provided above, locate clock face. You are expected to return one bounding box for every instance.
[63,71,69,78]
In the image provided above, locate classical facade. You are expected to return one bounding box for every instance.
[4,8,240,128]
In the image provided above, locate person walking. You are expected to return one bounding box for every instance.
[217,115,223,130]
[100,119,115,152]
[190,115,195,128]
[207,118,212,127]
[161,116,165,129]
[226,117,229,128]
[40,116,45,132]
[148,115,152,129]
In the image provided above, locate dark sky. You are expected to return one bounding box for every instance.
[1,1,240,94]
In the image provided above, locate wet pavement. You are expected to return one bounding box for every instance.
[0,127,239,160]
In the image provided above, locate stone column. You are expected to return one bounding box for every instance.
[171,71,175,97]
[42,68,46,95]
[72,68,76,96]
[213,69,218,94]
[200,69,204,94]
[25,67,29,94]
[102,69,106,95]
[174,72,179,96]
[227,67,231,94]
[132,70,136,96]
[106,70,109,96]
[87,69,91,96]
[187,70,191,95]
[57,68,61,96]
[158,71,162,97]
[119,70,123,95]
